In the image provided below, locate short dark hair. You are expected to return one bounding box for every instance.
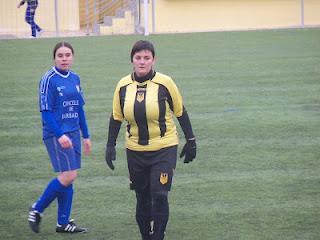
[130,40,155,62]
[53,41,74,59]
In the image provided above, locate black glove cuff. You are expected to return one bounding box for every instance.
[187,138,196,148]
[107,116,122,147]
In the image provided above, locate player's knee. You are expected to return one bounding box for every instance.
[136,190,149,203]
[25,16,32,24]
[152,190,168,199]
[152,191,169,214]
[58,170,77,186]
[136,190,151,212]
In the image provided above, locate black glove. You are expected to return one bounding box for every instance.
[105,145,116,170]
[180,138,197,163]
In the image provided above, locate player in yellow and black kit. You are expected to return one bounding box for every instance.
[105,40,196,240]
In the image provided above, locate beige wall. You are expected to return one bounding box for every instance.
[0,0,79,34]
[305,0,320,25]
[143,0,320,33]
[79,0,127,27]
[1,0,320,35]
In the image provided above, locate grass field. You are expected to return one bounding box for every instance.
[0,28,320,240]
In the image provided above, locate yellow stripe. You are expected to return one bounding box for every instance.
[112,75,132,121]
[113,73,181,151]
[152,73,184,117]
[123,83,138,137]
[146,82,160,138]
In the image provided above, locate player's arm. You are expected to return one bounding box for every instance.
[79,105,91,155]
[17,0,26,8]
[162,77,196,163]
[41,111,72,149]
[177,108,197,163]
[42,111,63,138]
[177,107,195,140]
[105,116,122,170]
[105,81,125,170]
[78,105,89,139]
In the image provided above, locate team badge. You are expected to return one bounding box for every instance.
[160,173,168,185]
[136,92,145,103]
[57,86,65,96]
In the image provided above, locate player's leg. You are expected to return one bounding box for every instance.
[33,6,42,33]
[28,177,66,233]
[57,183,73,225]
[127,149,153,240]
[55,171,87,233]
[28,131,85,233]
[28,137,75,233]
[57,171,77,226]
[135,188,152,240]
[29,8,37,37]
[55,131,87,233]
[25,6,37,37]
[150,146,177,240]
[150,191,169,240]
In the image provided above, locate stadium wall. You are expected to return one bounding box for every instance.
[1,0,320,36]
[144,0,320,33]
[0,0,79,34]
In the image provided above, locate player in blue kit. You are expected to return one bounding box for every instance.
[17,0,42,38]
[28,42,91,234]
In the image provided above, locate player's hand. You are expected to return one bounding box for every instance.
[83,138,92,155]
[105,145,116,170]
[58,134,73,149]
[180,138,197,163]
[17,1,24,8]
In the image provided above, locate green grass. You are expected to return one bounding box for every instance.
[0,28,320,240]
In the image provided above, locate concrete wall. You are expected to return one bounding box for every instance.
[1,0,320,36]
[304,0,320,25]
[79,0,127,27]
[141,0,320,33]
[0,0,80,34]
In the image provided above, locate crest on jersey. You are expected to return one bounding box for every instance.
[136,92,145,103]
[57,86,65,96]
[160,173,168,185]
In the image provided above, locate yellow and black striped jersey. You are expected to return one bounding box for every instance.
[112,72,184,151]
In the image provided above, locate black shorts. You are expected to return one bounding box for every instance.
[126,145,177,193]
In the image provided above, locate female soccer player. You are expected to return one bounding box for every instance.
[28,42,91,234]
[105,40,197,240]
[17,0,42,38]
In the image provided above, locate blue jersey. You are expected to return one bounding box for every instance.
[21,0,38,8]
[39,67,85,139]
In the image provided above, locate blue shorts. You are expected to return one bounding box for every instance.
[44,131,81,172]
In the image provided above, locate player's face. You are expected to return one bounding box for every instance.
[132,50,155,77]
[54,46,73,71]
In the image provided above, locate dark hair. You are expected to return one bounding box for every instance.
[53,41,74,59]
[130,40,155,62]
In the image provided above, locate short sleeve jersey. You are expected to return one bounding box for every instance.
[39,67,85,139]
[112,72,184,151]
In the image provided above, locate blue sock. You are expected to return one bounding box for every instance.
[34,178,66,213]
[57,184,73,225]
